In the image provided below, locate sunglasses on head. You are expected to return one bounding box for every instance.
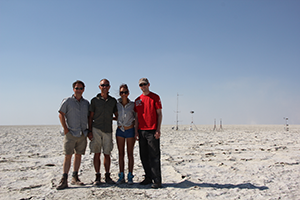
[120,91,129,95]
[100,84,110,87]
[75,87,84,90]
[139,83,148,87]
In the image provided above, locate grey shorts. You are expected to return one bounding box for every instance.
[89,127,113,155]
[63,132,87,155]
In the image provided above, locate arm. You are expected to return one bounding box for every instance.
[134,112,139,140]
[155,109,162,139]
[113,111,118,121]
[88,111,94,140]
[59,111,69,135]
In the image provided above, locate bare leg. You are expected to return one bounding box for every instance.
[94,153,101,173]
[63,154,72,174]
[116,136,125,173]
[127,137,136,173]
[104,154,111,173]
[73,154,81,172]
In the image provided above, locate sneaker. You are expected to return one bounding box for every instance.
[105,172,115,184]
[71,175,84,185]
[116,172,125,184]
[93,173,101,185]
[127,172,134,185]
[151,182,162,189]
[140,176,152,185]
[56,174,68,190]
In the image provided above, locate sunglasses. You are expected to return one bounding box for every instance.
[120,91,129,95]
[139,83,148,87]
[100,84,110,87]
[75,87,84,90]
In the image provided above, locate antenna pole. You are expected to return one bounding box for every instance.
[220,118,223,131]
[176,93,178,130]
[213,119,216,131]
[175,93,180,130]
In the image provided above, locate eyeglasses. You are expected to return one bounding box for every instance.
[139,83,148,87]
[100,84,110,87]
[75,87,84,90]
[120,91,129,95]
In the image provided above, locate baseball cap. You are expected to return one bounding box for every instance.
[139,78,149,85]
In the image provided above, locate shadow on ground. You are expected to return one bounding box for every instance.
[164,180,268,190]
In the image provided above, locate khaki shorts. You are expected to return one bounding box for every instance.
[89,127,113,155]
[63,132,87,155]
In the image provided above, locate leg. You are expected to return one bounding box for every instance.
[93,153,101,185]
[58,133,75,190]
[73,134,87,172]
[126,137,135,173]
[71,154,84,185]
[148,134,162,184]
[104,154,111,173]
[116,136,125,173]
[94,153,101,173]
[104,154,115,184]
[73,154,82,172]
[138,130,151,179]
[63,154,72,174]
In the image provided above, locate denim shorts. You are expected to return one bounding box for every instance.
[116,127,135,138]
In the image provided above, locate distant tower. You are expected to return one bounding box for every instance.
[213,118,223,131]
[213,119,217,131]
[175,93,181,130]
[283,117,289,131]
[190,111,198,130]
[220,118,223,130]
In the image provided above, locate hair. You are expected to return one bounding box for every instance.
[100,78,110,85]
[72,80,85,88]
[119,84,129,92]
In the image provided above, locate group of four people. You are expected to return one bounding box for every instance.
[57,78,162,190]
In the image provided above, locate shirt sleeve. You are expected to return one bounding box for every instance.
[113,99,118,113]
[155,95,162,109]
[89,98,95,112]
[59,98,68,114]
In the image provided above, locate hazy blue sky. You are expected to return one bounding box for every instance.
[1,0,299,126]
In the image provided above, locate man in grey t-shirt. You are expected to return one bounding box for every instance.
[88,79,118,185]
[57,80,89,190]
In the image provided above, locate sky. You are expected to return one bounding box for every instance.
[1,0,300,126]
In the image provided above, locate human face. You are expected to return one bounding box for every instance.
[139,82,149,94]
[120,87,129,98]
[99,80,110,94]
[73,83,84,98]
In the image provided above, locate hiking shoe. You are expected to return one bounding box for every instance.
[71,175,84,185]
[93,173,101,185]
[105,172,115,184]
[127,172,134,185]
[140,176,152,185]
[56,174,68,190]
[151,182,162,189]
[116,172,125,184]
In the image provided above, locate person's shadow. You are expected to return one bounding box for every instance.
[62,179,268,190]
[163,180,268,190]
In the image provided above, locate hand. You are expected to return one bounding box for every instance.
[135,132,139,141]
[154,130,161,139]
[88,132,93,140]
[64,128,69,135]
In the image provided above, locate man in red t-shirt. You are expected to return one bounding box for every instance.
[134,78,163,189]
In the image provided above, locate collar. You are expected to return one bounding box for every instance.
[72,94,83,101]
[118,98,131,104]
[97,93,111,101]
